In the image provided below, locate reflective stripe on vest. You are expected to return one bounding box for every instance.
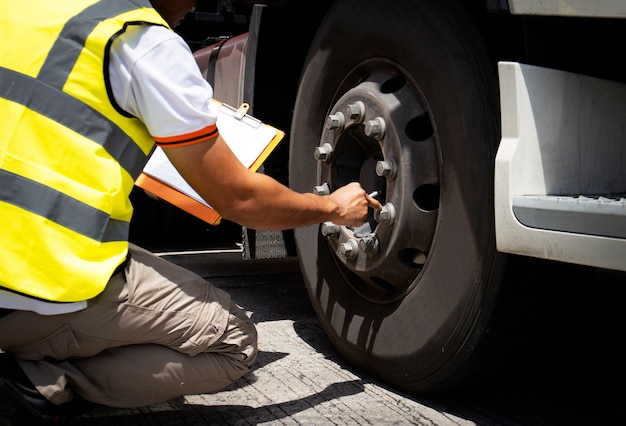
[0,67,147,179]
[0,0,170,302]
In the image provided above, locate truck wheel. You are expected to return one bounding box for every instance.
[289,0,504,392]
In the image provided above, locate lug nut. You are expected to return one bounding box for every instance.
[313,182,330,196]
[365,117,386,140]
[374,202,396,224]
[376,159,397,179]
[345,101,365,123]
[314,143,334,162]
[321,222,340,238]
[326,112,345,131]
[338,239,358,260]
[358,235,379,254]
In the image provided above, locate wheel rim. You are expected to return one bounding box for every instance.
[315,60,441,303]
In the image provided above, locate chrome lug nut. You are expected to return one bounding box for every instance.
[321,222,340,238]
[313,182,330,196]
[345,101,365,123]
[338,239,358,260]
[314,143,334,162]
[326,112,345,131]
[376,159,397,179]
[374,202,396,224]
[365,117,386,140]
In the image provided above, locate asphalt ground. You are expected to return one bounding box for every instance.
[61,241,624,426]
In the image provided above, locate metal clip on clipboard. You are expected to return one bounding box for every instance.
[234,103,249,119]
[218,102,262,129]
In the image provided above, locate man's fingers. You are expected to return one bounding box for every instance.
[366,195,382,210]
[365,191,383,210]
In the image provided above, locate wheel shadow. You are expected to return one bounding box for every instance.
[287,261,626,426]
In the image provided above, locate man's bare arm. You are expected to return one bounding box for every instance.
[163,135,381,230]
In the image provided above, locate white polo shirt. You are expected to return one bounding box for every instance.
[109,24,220,145]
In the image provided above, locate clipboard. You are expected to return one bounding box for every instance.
[135,100,285,225]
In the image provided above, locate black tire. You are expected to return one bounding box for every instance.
[289,0,505,392]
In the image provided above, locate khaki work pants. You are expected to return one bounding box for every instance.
[0,244,257,407]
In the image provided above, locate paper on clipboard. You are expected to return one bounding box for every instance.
[135,99,285,225]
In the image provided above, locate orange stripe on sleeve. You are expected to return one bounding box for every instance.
[154,124,218,148]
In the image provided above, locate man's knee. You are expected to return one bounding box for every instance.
[237,311,258,370]
[222,303,258,370]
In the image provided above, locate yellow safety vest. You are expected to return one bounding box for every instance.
[0,0,170,302]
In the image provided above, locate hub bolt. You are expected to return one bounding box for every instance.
[314,143,334,162]
[326,112,345,131]
[358,235,379,254]
[338,239,358,260]
[376,159,397,179]
[374,202,396,224]
[313,182,330,196]
[321,222,341,238]
[345,101,365,123]
[365,117,386,140]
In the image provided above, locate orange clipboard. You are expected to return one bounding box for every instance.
[135,100,285,225]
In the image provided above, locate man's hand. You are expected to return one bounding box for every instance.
[327,182,383,227]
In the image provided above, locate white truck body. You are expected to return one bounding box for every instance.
[495,0,626,271]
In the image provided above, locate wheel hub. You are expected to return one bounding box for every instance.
[315,73,440,301]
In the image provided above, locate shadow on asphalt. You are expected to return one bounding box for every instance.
[287,262,625,426]
[82,221,626,426]
[71,380,365,425]
[180,381,365,424]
